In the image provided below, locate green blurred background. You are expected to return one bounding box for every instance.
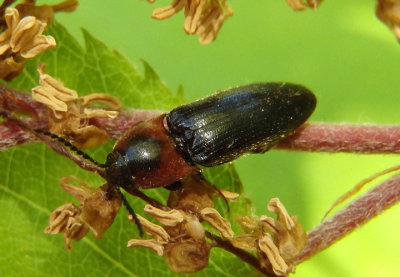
[52,0,400,276]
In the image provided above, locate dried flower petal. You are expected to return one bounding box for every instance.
[63,217,90,250]
[260,215,278,233]
[7,10,55,57]
[128,200,210,273]
[80,93,121,111]
[261,198,307,262]
[131,214,170,243]
[218,188,239,200]
[152,0,185,19]
[0,8,56,80]
[286,0,322,10]
[377,0,400,41]
[127,239,164,256]
[80,184,121,238]
[10,16,44,52]
[32,74,77,113]
[236,215,259,233]
[286,0,308,10]
[144,204,184,226]
[57,176,121,239]
[82,108,119,119]
[71,125,109,150]
[59,175,96,203]
[164,240,211,273]
[231,235,258,251]
[258,233,292,276]
[201,207,234,239]
[0,56,24,81]
[44,202,89,250]
[31,65,121,148]
[44,202,81,234]
[267,198,296,230]
[20,34,56,58]
[147,0,233,44]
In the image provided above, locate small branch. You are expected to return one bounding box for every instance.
[294,172,400,264]
[0,119,47,149]
[205,231,275,277]
[277,123,400,153]
[3,115,400,155]
[89,109,163,139]
[2,84,400,155]
[0,109,106,178]
[0,84,46,117]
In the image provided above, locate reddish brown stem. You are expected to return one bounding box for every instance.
[2,84,400,154]
[294,172,400,264]
[278,123,400,153]
[3,116,400,155]
[0,119,47,148]
[0,109,106,178]
[89,109,163,139]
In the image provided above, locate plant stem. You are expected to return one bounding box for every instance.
[277,123,400,153]
[0,109,106,177]
[294,172,400,264]
[2,84,400,155]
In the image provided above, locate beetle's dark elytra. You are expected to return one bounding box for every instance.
[166,83,316,167]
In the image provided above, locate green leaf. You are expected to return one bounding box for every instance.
[0,22,255,276]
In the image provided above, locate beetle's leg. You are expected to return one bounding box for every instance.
[123,186,165,209]
[116,187,144,237]
[164,180,183,191]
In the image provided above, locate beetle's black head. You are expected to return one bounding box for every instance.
[105,135,163,188]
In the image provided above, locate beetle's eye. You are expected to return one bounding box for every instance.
[105,151,129,186]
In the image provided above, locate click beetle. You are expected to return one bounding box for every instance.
[105,82,316,192]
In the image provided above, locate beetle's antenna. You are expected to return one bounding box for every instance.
[116,187,144,237]
[34,129,106,168]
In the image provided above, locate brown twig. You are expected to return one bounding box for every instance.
[0,109,106,178]
[294,172,400,264]
[2,84,400,155]
[277,123,400,153]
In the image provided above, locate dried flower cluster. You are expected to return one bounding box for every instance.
[44,172,306,275]
[0,8,55,80]
[44,176,121,249]
[145,0,233,44]
[32,64,121,149]
[233,199,307,276]
[376,0,400,42]
[127,174,237,273]
[0,1,77,80]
